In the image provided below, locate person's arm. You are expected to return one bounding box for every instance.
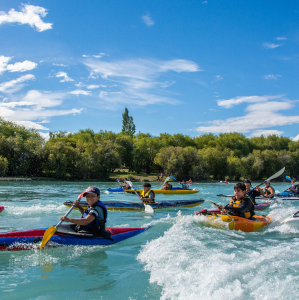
[60,213,95,225]
[140,192,154,202]
[72,200,85,215]
[264,187,275,198]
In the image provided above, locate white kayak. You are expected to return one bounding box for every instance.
[282,211,299,229]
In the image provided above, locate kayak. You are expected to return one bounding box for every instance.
[0,206,4,213]
[125,189,199,195]
[64,199,205,210]
[0,224,150,251]
[282,211,299,229]
[207,202,271,212]
[195,213,272,232]
[107,186,191,193]
[276,192,298,197]
[217,194,299,201]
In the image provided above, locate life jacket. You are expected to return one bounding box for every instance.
[228,195,255,219]
[164,184,172,190]
[246,190,256,205]
[263,187,275,196]
[82,200,108,228]
[141,189,155,203]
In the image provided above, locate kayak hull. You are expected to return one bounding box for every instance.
[196,214,272,232]
[0,225,150,251]
[0,206,4,213]
[64,199,205,211]
[125,189,199,195]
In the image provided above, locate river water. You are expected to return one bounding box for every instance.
[0,181,298,300]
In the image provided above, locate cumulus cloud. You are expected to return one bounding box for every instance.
[0,90,83,131]
[142,13,154,26]
[0,4,52,32]
[56,71,74,82]
[6,60,37,72]
[69,89,91,95]
[0,56,37,74]
[293,134,299,142]
[0,74,35,93]
[250,130,284,137]
[195,95,299,135]
[263,42,282,49]
[83,57,200,109]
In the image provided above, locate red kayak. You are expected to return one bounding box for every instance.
[0,206,4,213]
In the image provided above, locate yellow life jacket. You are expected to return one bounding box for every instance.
[228,195,254,219]
[141,189,155,203]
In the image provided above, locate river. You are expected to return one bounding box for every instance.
[0,181,298,299]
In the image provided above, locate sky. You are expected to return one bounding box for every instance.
[1,1,299,141]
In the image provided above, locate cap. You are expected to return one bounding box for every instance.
[83,186,100,197]
[265,180,271,183]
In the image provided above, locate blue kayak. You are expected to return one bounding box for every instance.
[107,186,190,193]
[276,192,297,197]
[0,225,150,251]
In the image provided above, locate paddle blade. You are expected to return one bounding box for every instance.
[164,176,171,184]
[144,204,154,214]
[40,226,57,250]
[170,176,176,181]
[286,176,291,181]
[267,167,285,181]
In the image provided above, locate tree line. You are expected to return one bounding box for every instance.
[0,117,298,180]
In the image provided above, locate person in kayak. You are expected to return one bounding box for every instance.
[161,181,173,190]
[59,186,111,239]
[180,180,189,189]
[138,183,155,203]
[119,178,131,190]
[244,179,264,205]
[261,180,275,198]
[219,182,255,219]
[284,178,299,194]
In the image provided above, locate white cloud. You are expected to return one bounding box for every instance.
[69,89,91,95]
[0,4,52,32]
[87,85,100,89]
[56,71,74,82]
[53,63,68,67]
[83,57,199,109]
[195,96,299,135]
[14,120,49,131]
[0,74,35,93]
[250,130,284,137]
[93,53,105,58]
[6,60,37,72]
[82,54,90,58]
[263,42,282,49]
[142,13,154,26]
[276,37,287,40]
[293,134,299,142]
[264,74,280,80]
[217,95,281,109]
[0,55,11,74]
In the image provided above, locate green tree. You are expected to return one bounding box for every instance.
[122,108,136,136]
[0,156,8,176]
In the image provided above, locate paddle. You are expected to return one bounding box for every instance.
[257,167,286,187]
[286,176,291,181]
[40,189,87,250]
[126,181,154,213]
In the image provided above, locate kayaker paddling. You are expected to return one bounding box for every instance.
[244,179,263,204]
[59,186,112,239]
[137,183,156,203]
[161,181,173,190]
[284,178,299,195]
[217,183,255,219]
[261,180,275,198]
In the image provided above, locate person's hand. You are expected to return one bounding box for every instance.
[60,216,70,222]
[255,185,260,190]
[72,200,81,208]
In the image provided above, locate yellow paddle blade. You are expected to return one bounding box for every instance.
[40,226,57,250]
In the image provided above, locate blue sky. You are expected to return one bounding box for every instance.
[1,1,299,141]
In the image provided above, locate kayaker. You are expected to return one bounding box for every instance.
[138,183,155,203]
[119,178,131,190]
[220,183,255,219]
[180,180,189,189]
[284,178,299,194]
[161,181,173,190]
[261,180,275,198]
[59,186,111,239]
[244,179,263,205]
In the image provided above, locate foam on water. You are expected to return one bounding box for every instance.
[137,207,299,300]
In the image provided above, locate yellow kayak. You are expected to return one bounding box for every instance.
[125,189,199,195]
[196,213,272,232]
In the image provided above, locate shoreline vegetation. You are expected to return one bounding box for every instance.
[1,117,299,182]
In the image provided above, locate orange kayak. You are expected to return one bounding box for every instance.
[198,213,272,232]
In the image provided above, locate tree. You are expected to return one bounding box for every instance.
[122,108,136,136]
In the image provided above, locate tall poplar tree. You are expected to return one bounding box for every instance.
[121,107,136,136]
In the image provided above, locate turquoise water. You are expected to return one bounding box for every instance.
[0,181,299,299]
